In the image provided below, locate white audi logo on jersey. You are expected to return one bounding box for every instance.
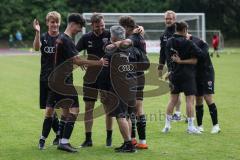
[44,46,55,54]
[118,64,134,72]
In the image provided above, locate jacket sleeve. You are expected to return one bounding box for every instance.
[159,35,166,69]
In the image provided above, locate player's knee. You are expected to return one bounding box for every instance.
[204,95,213,105]
[70,108,79,115]
[67,113,78,122]
[61,108,69,117]
[196,96,204,105]
[186,95,195,104]
[85,101,95,110]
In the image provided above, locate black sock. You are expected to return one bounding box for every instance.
[208,103,218,125]
[58,116,67,139]
[196,105,204,126]
[136,115,146,140]
[130,113,136,138]
[86,132,92,141]
[41,117,53,139]
[52,112,60,137]
[62,121,75,139]
[62,113,76,140]
[106,130,112,139]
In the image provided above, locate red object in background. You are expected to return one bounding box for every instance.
[212,35,219,49]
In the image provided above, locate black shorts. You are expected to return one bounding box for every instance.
[39,81,52,109]
[196,76,215,96]
[102,88,136,118]
[108,99,136,118]
[170,77,196,96]
[46,91,79,109]
[136,73,145,100]
[83,82,99,102]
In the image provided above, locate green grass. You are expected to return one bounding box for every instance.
[0,49,240,160]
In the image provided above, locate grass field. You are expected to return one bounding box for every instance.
[0,49,240,160]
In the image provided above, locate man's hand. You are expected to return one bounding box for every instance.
[133,26,145,36]
[158,69,163,79]
[165,72,171,80]
[186,33,192,40]
[33,19,40,32]
[80,65,87,71]
[100,58,109,67]
[105,43,117,53]
[171,54,181,63]
[158,64,164,78]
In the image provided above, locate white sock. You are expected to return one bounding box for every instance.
[61,138,69,144]
[165,114,172,128]
[139,140,146,144]
[175,111,181,116]
[40,136,46,140]
[187,117,194,128]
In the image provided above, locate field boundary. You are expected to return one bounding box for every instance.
[0,48,39,56]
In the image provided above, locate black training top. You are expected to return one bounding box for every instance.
[165,34,203,80]
[128,33,147,75]
[98,45,143,91]
[54,33,79,84]
[190,36,214,78]
[128,33,147,55]
[159,25,175,66]
[40,32,59,81]
[76,30,110,59]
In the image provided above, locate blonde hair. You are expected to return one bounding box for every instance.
[164,10,176,19]
[46,11,61,23]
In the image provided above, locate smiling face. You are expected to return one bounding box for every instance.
[46,11,61,36]
[92,18,105,36]
[164,12,176,27]
[71,22,83,35]
[47,18,60,35]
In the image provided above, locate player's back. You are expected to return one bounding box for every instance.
[166,34,198,80]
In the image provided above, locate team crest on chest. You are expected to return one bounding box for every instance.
[102,38,108,44]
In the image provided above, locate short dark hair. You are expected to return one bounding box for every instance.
[68,13,86,27]
[119,16,136,29]
[175,21,188,32]
[91,13,104,23]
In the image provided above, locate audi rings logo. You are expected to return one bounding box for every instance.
[44,46,55,54]
[118,64,134,72]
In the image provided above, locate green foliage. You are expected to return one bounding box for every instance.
[0,0,239,40]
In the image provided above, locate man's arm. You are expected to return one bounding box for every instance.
[33,19,41,51]
[158,35,167,78]
[72,55,108,67]
[159,35,166,67]
[171,54,197,64]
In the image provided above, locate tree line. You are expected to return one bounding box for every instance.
[0,0,239,40]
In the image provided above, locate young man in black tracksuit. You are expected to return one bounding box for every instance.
[187,34,221,134]
[33,11,61,150]
[162,21,204,134]
[47,13,108,153]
